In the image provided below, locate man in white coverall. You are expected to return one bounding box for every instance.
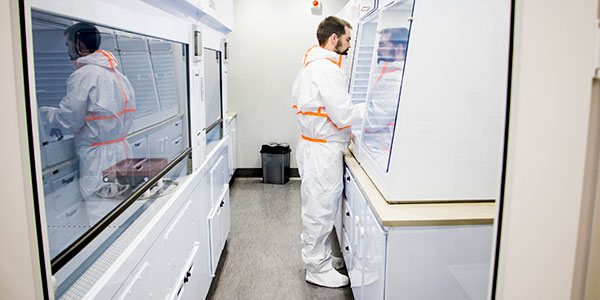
[292,16,365,288]
[40,23,135,199]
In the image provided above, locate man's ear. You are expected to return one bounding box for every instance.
[329,33,338,45]
[395,44,405,58]
[76,40,86,53]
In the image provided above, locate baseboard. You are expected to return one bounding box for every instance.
[233,168,299,178]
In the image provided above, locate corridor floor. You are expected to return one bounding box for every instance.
[206,178,354,300]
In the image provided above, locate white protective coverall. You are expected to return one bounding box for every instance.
[362,60,404,167]
[292,46,365,275]
[40,50,135,198]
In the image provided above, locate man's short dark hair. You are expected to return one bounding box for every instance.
[65,22,101,51]
[381,27,409,49]
[316,16,352,47]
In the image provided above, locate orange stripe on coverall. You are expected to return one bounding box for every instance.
[293,106,352,129]
[301,135,327,143]
[90,136,128,157]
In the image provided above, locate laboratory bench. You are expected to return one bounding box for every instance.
[336,152,496,300]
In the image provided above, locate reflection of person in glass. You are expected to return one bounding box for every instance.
[39,23,135,199]
[363,28,408,157]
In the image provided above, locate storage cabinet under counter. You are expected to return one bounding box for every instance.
[337,153,496,300]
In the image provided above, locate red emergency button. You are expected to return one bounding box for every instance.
[313,1,319,7]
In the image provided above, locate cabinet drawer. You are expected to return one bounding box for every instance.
[42,137,76,167]
[171,136,183,159]
[342,229,353,271]
[51,170,80,211]
[130,136,148,158]
[342,198,353,247]
[164,118,183,140]
[344,167,361,210]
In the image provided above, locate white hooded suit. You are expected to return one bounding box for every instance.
[40,50,135,198]
[292,46,364,274]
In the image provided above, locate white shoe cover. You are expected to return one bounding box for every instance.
[306,268,349,288]
[332,256,345,270]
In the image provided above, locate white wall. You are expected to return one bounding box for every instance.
[0,0,46,299]
[496,0,598,298]
[227,0,349,168]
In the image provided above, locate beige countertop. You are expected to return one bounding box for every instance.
[344,152,496,227]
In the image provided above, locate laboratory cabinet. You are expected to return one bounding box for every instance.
[337,153,495,300]
[59,140,231,300]
[349,0,511,203]
[21,0,234,298]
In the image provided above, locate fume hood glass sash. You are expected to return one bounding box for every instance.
[29,11,191,279]
[203,48,223,129]
[360,0,415,173]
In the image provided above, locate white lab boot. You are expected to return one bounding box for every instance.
[332,256,345,270]
[306,268,349,288]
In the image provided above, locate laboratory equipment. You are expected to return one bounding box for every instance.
[351,0,511,203]
[31,10,191,297]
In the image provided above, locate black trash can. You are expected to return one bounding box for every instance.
[260,143,291,184]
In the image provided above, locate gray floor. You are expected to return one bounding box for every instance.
[206,178,354,300]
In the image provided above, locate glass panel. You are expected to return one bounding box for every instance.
[55,157,191,298]
[349,17,378,145]
[149,40,180,111]
[116,32,160,120]
[31,11,189,273]
[206,122,223,154]
[203,48,223,127]
[361,0,415,171]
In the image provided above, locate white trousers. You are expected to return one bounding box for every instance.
[297,139,345,273]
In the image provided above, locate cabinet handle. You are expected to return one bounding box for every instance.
[346,176,350,181]
[220,200,224,207]
[345,246,349,251]
[346,212,350,217]
[134,142,141,147]
[62,176,75,185]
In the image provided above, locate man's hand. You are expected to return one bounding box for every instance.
[49,128,63,139]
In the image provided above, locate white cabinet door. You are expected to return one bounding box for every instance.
[113,239,167,300]
[344,166,387,300]
[356,207,386,300]
[207,187,230,276]
[164,200,197,294]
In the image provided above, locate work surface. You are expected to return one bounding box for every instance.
[344,152,496,227]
